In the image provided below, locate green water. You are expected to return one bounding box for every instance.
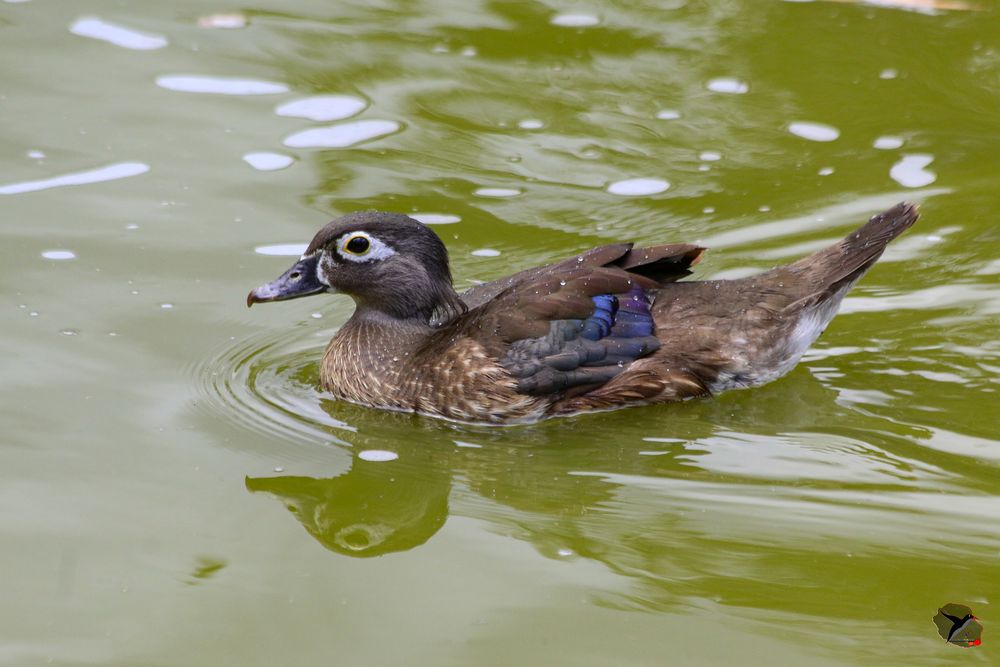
[2,1,998,664]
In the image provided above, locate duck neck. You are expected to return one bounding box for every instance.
[320,307,433,401]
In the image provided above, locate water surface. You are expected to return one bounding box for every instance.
[2,1,998,664]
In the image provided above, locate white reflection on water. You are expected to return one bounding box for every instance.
[788,121,840,142]
[551,13,600,27]
[473,187,521,198]
[412,213,461,225]
[283,120,401,148]
[358,450,398,462]
[874,135,904,150]
[607,178,670,196]
[156,75,289,95]
[254,244,308,256]
[702,189,950,248]
[243,152,294,171]
[198,13,248,29]
[70,17,168,50]
[41,250,76,260]
[890,154,936,188]
[706,77,748,94]
[275,96,367,122]
[0,161,149,195]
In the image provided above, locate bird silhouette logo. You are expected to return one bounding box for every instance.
[933,603,983,648]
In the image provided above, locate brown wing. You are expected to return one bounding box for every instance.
[421,264,665,397]
[459,242,704,309]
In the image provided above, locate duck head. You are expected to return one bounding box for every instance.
[247,211,465,325]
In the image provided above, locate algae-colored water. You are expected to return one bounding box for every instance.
[2,1,998,664]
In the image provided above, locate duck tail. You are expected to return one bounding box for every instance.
[789,201,919,295]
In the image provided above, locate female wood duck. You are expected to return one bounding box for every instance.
[248,203,918,424]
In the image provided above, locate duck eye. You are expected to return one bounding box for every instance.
[344,235,370,255]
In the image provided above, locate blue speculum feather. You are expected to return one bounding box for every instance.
[581,294,617,340]
[582,285,655,355]
[501,283,659,395]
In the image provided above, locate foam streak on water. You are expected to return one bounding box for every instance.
[0,161,150,195]
[275,96,367,122]
[283,120,402,148]
[156,75,289,95]
[70,17,168,50]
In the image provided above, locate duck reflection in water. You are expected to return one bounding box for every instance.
[244,366,894,563]
[246,448,449,558]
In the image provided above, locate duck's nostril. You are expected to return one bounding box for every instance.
[290,271,301,280]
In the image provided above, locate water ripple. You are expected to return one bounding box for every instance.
[196,331,351,448]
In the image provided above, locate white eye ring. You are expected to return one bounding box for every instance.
[335,231,396,263]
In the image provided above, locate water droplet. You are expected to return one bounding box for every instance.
[29,311,39,317]
[559,280,567,286]
[273,466,284,473]
[60,329,78,336]
[656,109,680,120]
[160,303,173,309]
[879,68,898,80]
[310,312,322,319]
